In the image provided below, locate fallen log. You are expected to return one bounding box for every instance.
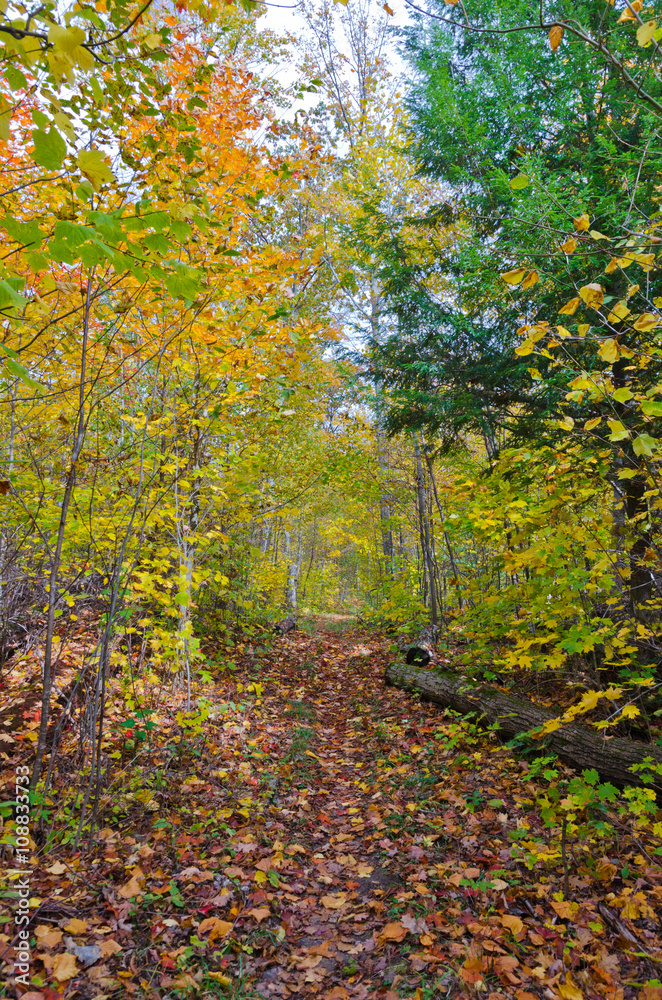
[274,615,297,636]
[385,661,662,793]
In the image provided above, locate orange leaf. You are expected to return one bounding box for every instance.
[198,917,233,941]
[52,952,79,982]
[551,899,579,920]
[380,921,407,942]
[549,25,564,50]
[321,892,347,910]
[248,906,271,923]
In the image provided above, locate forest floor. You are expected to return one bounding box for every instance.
[2,617,662,1000]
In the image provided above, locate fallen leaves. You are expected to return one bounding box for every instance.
[9,621,661,1000]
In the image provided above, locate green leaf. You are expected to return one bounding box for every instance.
[0,279,25,309]
[612,387,633,403]
[1,217,45,249]
[32,128,67,171]
[633,433,658,457]
[642,400,662,417]
[3,357,43,390]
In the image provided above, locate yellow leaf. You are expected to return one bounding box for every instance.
[76,148,115,190]
[637,19,657,46]
[589,230,609,240]
[607,299,630,323]
[501,267,528,285]
[598,338,619,363]
[584,417,602,430]
[501,914,524,935]
[558,297,580,315]
[633,312,659,331]
[522,269,539,289]
[207,972,232,986]
[254,869,267,884]
[549,25,564,51]
[579,283,604,308]
[573,213,590,231]
[607,419,629,441]
[515,340,535,356]
[556,325,572,338]
[618,0,641,20]
[622,704,641,719]
[52,952,79,982]
[558,972,583,1000]
[579,690,601,711]
[558,416,574,431]
[560,236,577,254]
[383,1,394,12]
[48,24,86,52]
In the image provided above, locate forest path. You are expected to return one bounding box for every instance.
[188,619,565,998]
[16,620,653,999]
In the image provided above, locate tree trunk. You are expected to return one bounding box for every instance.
[413,433,439,623]
[385,661,662,792]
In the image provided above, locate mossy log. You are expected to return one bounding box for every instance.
[385,661,662,792]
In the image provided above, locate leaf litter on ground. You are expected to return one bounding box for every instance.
[2,617,662,1000]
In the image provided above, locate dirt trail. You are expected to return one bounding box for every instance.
[5,619,660,999]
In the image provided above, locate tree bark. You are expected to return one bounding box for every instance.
[385,661,662,792]
[413,433,439,624]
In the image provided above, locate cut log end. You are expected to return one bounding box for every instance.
[400,624,438,668]
[405,645,432,667]
[274,615,297,636]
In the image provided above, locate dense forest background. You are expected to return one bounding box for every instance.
[3,0,662,997]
